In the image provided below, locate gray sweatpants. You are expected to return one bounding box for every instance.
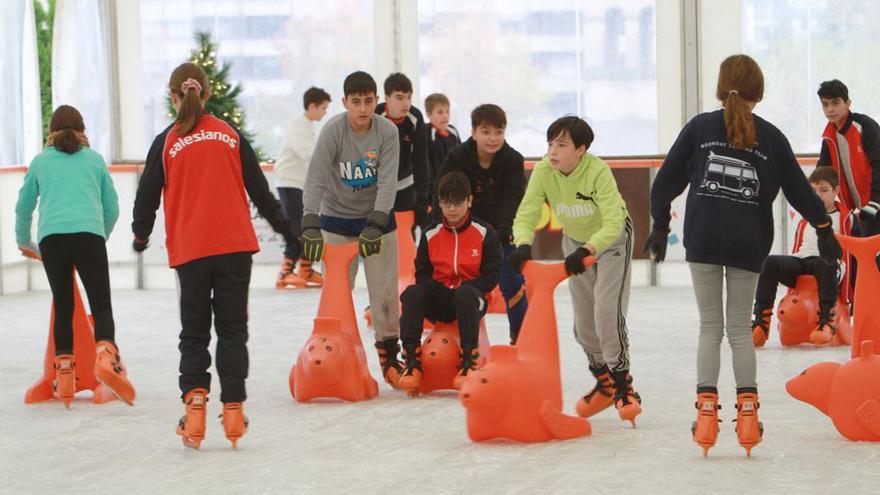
[688,263,759,390]
[563,218,633,373]
[324,231,399,342]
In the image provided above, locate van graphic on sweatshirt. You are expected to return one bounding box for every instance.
[699,151,760,203]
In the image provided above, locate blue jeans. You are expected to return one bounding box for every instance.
[500,243,527,342]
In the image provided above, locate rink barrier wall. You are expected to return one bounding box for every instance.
[0,156,819,295]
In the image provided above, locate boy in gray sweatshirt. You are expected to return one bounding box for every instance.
[301,71,403,387]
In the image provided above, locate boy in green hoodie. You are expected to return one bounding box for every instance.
[507,116,641,427]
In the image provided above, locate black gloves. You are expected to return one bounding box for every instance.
[132,237,149,253]
[359,211,388,258]
[301,213,325,262]
[497,225,513,247]
[564,247,591,276]
[643,228,670,262]
[414,202,429,234]
[506,244,532,273]
[815,220,842,265]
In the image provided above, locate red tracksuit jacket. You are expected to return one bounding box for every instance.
[416,214,501,294]
[133,114,289,267]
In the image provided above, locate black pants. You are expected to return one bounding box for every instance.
[277,187,303,259]
[40,233,115,355]
[754,255,838,317]
[175,252,252,403]
[399,283,486,348]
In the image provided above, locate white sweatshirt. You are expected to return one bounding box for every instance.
[275,113,316,189]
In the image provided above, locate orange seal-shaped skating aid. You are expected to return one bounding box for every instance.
[787,233,880,441]
[416,320,490,395]
[776,276,852,347]
[25,269,132,405]
[458,259,593,443]
[289,243,379,402]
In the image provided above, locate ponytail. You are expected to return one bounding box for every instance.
[168,62,209,137]
[716,54,764,150]
[723,91,757,150]
[46,105,88,154]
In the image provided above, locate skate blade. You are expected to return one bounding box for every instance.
[96,376,135,406]
[181,437,202,449]
[404,387,420,398]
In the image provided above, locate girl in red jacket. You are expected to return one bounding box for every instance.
[132,63,297,449]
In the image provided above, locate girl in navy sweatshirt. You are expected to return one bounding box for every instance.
[646,54,841,456]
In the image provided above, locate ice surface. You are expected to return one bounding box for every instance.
[2,285,878,494]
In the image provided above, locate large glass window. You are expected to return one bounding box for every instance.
[418,0,657,157]
[140,0,375,159]
[743,0,880,153]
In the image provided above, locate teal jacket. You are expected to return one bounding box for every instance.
[15,147,119,245]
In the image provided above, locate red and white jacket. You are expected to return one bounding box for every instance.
[133,114,292,267]
[791,200,854,303]
[415,214,501,294]
[818,111,880,209]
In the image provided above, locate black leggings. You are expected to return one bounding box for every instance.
[39,233,115,354]
[277,187,303,259]
[399,283,486,348]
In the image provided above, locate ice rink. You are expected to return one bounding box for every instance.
[2,283,878,495]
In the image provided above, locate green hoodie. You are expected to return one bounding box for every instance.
[513,152,628,255]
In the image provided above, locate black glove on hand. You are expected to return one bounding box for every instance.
[132,237,149,253]
[359,211,388,258]
[414,202,429,230]
[816,220,842,265]
[858,201,880,236]
[643,228,669,262]
[301,213,325,262]
[497,226,513,246]
[506,244,532,273]
[564,247,591,276]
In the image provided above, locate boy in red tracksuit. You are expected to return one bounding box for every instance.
[398,171,501,392]
[751,167,852,346]
[132,63,297,449]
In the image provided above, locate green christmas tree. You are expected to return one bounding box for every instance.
[168,32,263,158]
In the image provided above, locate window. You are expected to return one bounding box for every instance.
[743,0,880,153]
[418,0,657,157]
[140,0,375,158]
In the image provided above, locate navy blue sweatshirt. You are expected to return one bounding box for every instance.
[650,109,828,272]
[375,102,429,212]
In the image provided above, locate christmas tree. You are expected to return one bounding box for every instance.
[168,31,263,158]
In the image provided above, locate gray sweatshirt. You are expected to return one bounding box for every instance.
[303,112,400,218]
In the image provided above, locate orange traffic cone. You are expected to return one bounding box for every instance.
[459,258,594,442]
[289,243,379,402]
[25,270,132,405]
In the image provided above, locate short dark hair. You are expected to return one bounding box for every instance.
[437,171,472,203]
[471,104,506,129]
[818,80,849,102]
[343,71,377,98]
[547,115,595,150]
[424,93,450,114]
[303,87,331,110]
[384,72,413,95]
[809,166,839,188]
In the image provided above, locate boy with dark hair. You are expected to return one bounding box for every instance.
[751,167,853,346]
[816,79,880,214]
[275,86,331,289]
[424,93,461,200]
[398,171,501,392]
[436,103,527,344]
[375,72,430,232]
[509,115,641,426]
[301,71,404,387]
